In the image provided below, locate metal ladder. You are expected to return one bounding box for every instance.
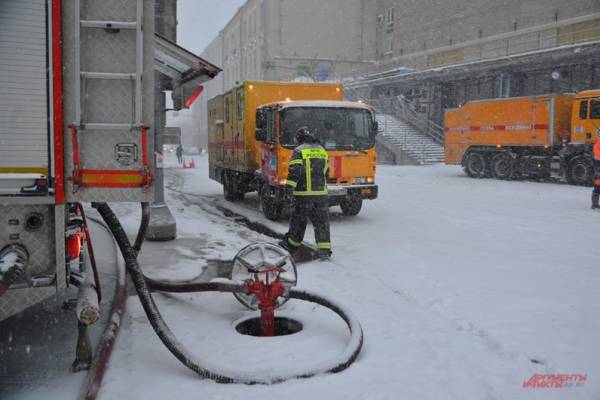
[69,0,151,191]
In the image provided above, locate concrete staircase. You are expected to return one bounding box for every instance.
[376,114,445,165]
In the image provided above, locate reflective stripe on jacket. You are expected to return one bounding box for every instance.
[286,143,329,196]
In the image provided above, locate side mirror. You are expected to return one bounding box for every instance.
[372,120,379,135]
[255,129,267,142]
[256,109,267,130]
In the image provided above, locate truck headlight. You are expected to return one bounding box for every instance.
[353,177,374,184]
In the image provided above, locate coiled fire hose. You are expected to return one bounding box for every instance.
[92,202,363,384]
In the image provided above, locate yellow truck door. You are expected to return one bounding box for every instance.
[571,98,600,143]
[585,98,600,143]
[572,98,600,143]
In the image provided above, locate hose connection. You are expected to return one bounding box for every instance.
[0,244,29,296]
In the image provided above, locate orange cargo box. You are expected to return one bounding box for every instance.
[208,80,344,176]
[444,95,574,164]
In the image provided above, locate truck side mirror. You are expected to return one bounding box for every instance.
[255,129,267,142]
[256,109,266,130]
[372,120,379,135]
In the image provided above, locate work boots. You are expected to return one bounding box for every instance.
[278,239,296,254]
[592,192,600,209]
[317,249,332,261]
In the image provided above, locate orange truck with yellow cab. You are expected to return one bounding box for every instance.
[208,80,378,219]
[444,90,600,185]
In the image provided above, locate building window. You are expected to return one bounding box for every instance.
[495,73,511,98]
[385,34,393,53]
[255,50,260,76]
[386,7,394,25]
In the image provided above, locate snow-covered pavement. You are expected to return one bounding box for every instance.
[98,154,599,400]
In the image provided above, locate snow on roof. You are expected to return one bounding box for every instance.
[275,100,373,110]
[576,89,600,98]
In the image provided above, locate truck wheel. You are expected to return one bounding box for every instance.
[464,152,487,178]
[260,185,282,220]
[492,153,513,180]
[340,198,362,216]
[567,156,594,186]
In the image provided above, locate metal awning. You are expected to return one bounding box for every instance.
[347,41,600,89]
[154,34,221,109]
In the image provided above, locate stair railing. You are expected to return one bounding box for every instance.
[393,95,445,145]
[344,85,445,145]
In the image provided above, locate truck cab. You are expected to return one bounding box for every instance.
[571,89,600,144]
[255,100,378,219]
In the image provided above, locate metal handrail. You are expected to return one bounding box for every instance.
[344,86,445,145]
[392,95,445,144]
[339,18,600,79]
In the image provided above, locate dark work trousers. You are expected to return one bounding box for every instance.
[593,160,600,208]
[592,184,600,209]
[287,196,330,249]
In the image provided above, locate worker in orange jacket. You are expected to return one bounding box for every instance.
[592,134,600,209]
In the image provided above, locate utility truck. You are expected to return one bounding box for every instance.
[208,81,379,219]
[444,90,600,185]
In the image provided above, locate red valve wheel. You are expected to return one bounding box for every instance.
[230,242,297,310]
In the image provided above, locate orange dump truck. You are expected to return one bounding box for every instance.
[208,81,378,219]
[444,90,600,185]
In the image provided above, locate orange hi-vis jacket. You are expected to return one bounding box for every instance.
[594,140,600,161]
[594,141,600,185]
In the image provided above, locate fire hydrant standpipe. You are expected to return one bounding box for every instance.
[244,265,286,336]
[93,202,364,385]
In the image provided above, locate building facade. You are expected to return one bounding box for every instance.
[347,0,600,128]
[193,0,377,149]
[193,0,600,148]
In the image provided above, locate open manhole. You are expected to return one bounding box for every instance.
[235,317,303,337]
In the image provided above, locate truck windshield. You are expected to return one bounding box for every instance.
[280,107,375,150]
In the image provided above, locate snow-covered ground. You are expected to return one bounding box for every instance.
[98,154,598,400]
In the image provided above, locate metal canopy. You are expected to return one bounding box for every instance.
[347,41,600,89]
[154,34,221,109]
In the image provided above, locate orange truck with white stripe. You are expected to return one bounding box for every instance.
[207,81,378,219]
[444,90,600,185]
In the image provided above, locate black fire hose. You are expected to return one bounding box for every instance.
[133,202,150,256]
[80,206,102,303]
[93,202,363,384]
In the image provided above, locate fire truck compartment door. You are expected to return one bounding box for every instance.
[0,0,49,191]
